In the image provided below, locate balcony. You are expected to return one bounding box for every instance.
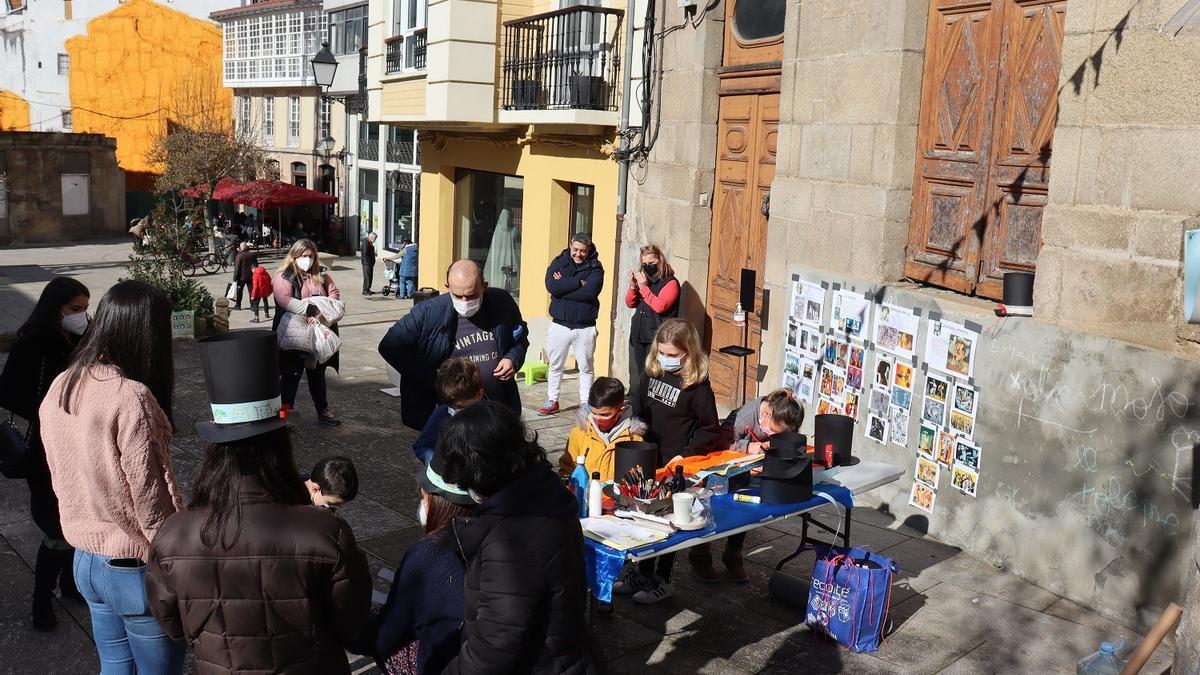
[499,6,623,127]
[384,29,427,75]
[358,136,379,161]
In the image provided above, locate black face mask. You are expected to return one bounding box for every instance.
[643,263,659,278]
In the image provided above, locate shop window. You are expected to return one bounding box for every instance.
[569,183,594,237]
[359,168,379,236]
[454,169,524,298]
[387,169,419,249]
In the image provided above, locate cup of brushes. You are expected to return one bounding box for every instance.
[614,464,678,516]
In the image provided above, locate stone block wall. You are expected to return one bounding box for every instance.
[0,131,125,244]
[612,8,723,382]
[1036,0,1200,355]
[760,0,928,383]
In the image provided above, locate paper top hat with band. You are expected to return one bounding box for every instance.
[196,330,286,444]
[760,432,813,504]
[814,414,860,467]
[419,449,477,507]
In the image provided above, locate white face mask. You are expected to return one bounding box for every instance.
[61,311,88,336]
[658,354,683,372]
[417,500,428,527]
[453,296,483,318]
[296,256,314,272]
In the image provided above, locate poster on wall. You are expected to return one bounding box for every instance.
[792,279,827,327]
[831,290,872,338]
[873,303,920,361]
[923,319,980,381]
[798,325,822,360]
[909,482,936,514]
[921,373,950,428]
[794,359,818,405]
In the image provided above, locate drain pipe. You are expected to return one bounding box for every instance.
[611,0,637,324]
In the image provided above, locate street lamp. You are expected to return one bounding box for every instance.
[310,43,338,89]
[310,42,366,114]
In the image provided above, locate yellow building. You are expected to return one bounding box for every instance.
[369,0,625,375]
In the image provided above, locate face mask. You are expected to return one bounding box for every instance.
[643,263,659,277]
[417,500,428,527]
[447,407,459,417]
[61,311,88,336]
[593,411,621,433]
[453,296,483,318]
[296,256,314,272]
[658,354,682,372]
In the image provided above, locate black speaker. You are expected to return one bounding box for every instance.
[740,268,756,313]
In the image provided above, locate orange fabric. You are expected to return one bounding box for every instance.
[655,450,749,481]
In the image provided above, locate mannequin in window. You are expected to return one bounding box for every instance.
[483,207,520,294]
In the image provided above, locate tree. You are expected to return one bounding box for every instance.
[126,198,216,324]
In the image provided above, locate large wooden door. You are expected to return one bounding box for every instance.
[705,0,783,408]
[906,0,1065,299]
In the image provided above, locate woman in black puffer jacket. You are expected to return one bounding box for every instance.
[436,401,598,675]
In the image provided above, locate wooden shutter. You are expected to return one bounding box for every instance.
[906,0,1065,300]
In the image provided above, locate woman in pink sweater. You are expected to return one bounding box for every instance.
[273,238,343,426]
[40,280,185,675]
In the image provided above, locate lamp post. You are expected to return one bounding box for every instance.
[310,42,367,114]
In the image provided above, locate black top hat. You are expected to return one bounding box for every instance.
[418,450,477,508]
[814,414,860,466]
[761,432,813,504]
[195,331,286,444]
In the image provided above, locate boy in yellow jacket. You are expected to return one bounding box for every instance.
[559,377,647,482]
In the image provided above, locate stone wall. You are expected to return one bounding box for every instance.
[1036,0,1200,355]
[760,0,928,392]
[612,5,723,382]
[0,131,126,243]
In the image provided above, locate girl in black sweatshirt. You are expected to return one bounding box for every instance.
[619,318,722,604]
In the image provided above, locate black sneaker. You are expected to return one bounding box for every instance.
[317,409,341,427]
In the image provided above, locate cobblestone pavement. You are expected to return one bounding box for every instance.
[0,240,1175,674]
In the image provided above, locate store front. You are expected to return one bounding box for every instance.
[454,169,525,299]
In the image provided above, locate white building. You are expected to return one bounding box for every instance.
[212,0,346,239]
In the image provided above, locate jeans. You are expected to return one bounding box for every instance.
[400,276,416,299]
[362,263,374,292]
[74,550,185,675]
[250,296,272,318]
[546,323,597,403]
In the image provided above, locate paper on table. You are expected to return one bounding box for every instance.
[581,516,671,551]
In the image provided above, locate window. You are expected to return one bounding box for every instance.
[238,96,252,135]
[220,8,324,85]
[731,0,785,42]
[569,183,594,237]
[61,174,89,216]
[386,127,418,165]
[291,161,307,188]
[390,0,426,70]
[454,170,524,299]
[287,96,300,147]
[329,5,368,56]
[359,168,379,237]
[319,98,331,141]
[57,53,69,75]
[262,96,274,143]
[266,159,281,180]
[387,168,419,248]
[60,109,72,131]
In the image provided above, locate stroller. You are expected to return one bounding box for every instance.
[381,256,401,297]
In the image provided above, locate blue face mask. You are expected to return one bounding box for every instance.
[658,354,683,372]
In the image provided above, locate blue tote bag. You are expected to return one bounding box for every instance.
[805,545,899,653]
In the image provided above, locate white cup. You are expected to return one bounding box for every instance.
[672,493,695,527]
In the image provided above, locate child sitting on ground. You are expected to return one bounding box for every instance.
[559,377,647,482]
[304,456,359,512]
[412,358,485,465]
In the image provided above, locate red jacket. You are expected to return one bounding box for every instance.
[250,266,272,299]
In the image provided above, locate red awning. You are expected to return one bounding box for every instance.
[181,178,247,200]
[232,180,339,209]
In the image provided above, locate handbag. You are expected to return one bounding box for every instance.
[225,282,238,301]
[806,544,898,653]
[0,357,46,480]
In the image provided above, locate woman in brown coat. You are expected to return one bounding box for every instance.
[145,332,371,674]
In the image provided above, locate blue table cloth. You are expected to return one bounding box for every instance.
[584,484,853,602]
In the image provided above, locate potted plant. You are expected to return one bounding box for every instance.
[511,79,541,110]
[568,70,606,110]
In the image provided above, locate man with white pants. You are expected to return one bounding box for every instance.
[539,233,605,416]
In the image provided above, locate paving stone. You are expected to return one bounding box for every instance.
[882,539,1059,611]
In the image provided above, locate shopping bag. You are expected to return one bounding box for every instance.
[313,323,341,364]
[806,545,898,653]
[225,282,238,301]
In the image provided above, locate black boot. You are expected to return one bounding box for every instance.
[32,544,57,631]
[56,547,83,602]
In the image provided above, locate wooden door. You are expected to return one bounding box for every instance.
[706,94,778,408]
[906,0,1065,300]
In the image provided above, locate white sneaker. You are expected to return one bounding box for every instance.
[612,566,651,596]
[633,576,675,604]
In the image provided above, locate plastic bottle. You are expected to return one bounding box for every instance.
[570,455,589,518]
[588,471,603,518]
[1076,640,1124,675]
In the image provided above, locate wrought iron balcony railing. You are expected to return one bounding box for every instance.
[385,36,403,74]
[501,6,623,112]
[385,29,427,74]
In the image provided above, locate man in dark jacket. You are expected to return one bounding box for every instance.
[438,402,597,675]
[361,231,377,295]
[378,259,529,430]
[231,242,258,310]
[539,233,604,416]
